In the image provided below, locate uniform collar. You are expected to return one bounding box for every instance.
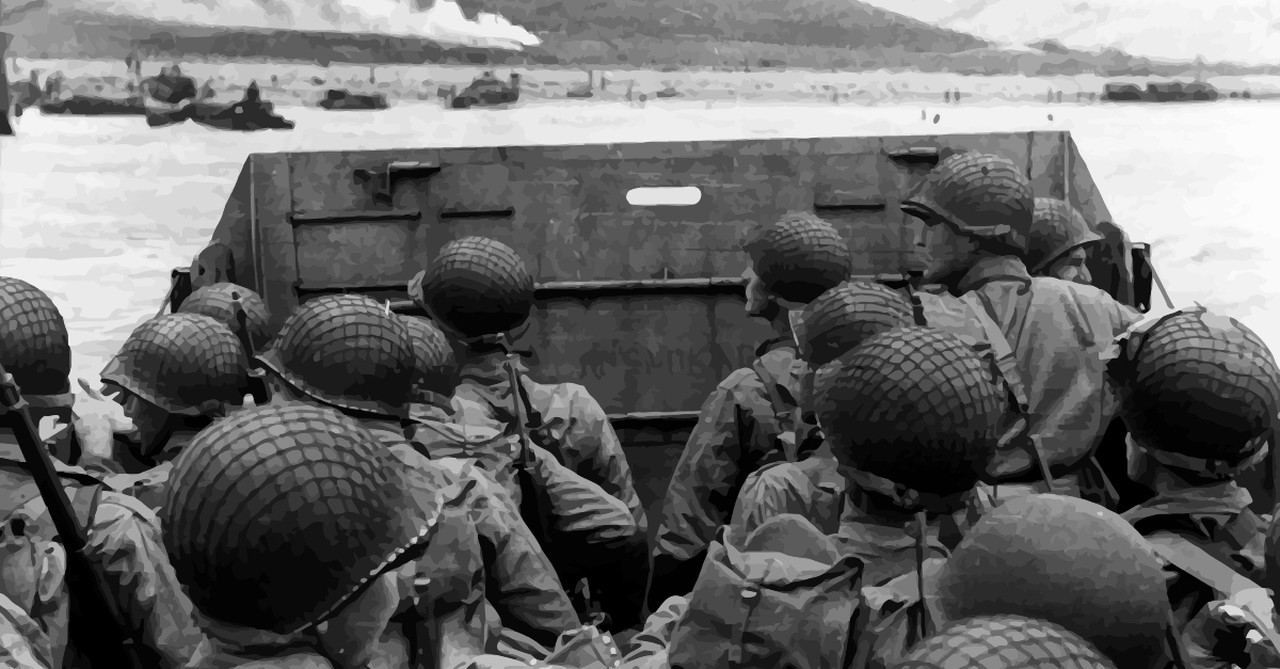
[956,256,1032,294]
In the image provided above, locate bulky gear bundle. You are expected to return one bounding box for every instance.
[0,276,72,400]
[256,294,415,419]
[1106,304,1280,471]
[895,615,1118,669]
[401,315,460,401]
[1025,198,1102,275]
[901,152,1035,250]
[411,237,536,341]
[811,326,1004,504]
[792,281,915,367]
[176,282,273,353]
[100,313,249,416]
[160,403,443,635]
[741,212,852,305]
[936,494,1174,669]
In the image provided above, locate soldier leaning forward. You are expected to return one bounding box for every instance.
[649,211,853,610]
[896,615,1119,669]
[729,280,917,538]
[0,276,208,668]
[85,313,251,508]
[905,151,1141,507]
[1025,197,1104,286]
[254,293,582,654]
[399,313,644,641]
[161,402,444,669]
[924,494,1181,669]
[412,236,649,630]
[1104,306,1280,667]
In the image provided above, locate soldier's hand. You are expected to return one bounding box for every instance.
[72,379,134,461]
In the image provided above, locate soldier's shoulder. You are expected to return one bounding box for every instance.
[1030,275,1120,304]
[96,488,163,522]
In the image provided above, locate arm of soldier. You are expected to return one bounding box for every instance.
[529,442,637,546]
[553,384,648,533]
[86,494,209,669]
[620,596,687,665]
[653,384,748,563]
[467,472,581,647]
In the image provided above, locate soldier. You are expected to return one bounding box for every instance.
[1105,306,1279,655]
[904,151,1140,505]
[728,280,916,537]
[934,494,1178,669]
[896,616,1119,669]
[401,312,646,635]
[649,211,853,609]
[0,276,208,668]
[175,282,274,354]
[161,403,441,669]
[1024,197,1103,285]
[83,314,250,507]
[254,293,581,650]
[412,236,648,628]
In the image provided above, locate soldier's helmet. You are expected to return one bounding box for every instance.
[901,152,1035,251]
[792,281,914,367]
[936,494,1172,669]
[896,615,1117,669]
[100,313,249,416]
[400,315,459,400]
[412,237,535,341]
[1025,198,1103,275]
[176,282,273,354]
[742,211,852,305]
[256,294,414,420]
[811,326,1004,502]
[161,403,443,635]
[0,276,72,398]
[1106,306,1280,469]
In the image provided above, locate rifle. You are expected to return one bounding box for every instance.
[0,364,144,669]
[495,336,554,547]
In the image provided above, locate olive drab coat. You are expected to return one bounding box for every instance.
[408,401,641,586]
[916,256,1141,500]
[0,439,209,669]
[453,353,646,531]
[1122,478,1269,640]
[650,339,802,604]
[97,430,203,514]
[359,418,582,651]
[730,450,990,587]
[0,591,57,669]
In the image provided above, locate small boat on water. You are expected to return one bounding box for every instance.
[443,72,521,110]
[39,95,146,116]
[145,82,295,132]
[317,89,389,111]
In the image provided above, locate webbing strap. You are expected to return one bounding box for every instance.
[1146,532,1280,655]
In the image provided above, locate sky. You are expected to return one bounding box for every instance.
[862,0,1280,65]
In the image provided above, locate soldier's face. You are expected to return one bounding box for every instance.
[1044,247,1093,285]
[917,221,977,285]
[743,267,772,317]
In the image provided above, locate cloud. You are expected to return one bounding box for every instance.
[70,0,541,50]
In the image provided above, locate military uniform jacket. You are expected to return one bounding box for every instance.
[652,340,801,567]
[917,256,1140,483]
[0,440,209,669]
[364,419,581,653]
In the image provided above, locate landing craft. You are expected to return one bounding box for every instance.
[154,131,1269,531]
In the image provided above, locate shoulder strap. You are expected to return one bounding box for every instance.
[1146,531,1280,653]
[67,483,104,538]
[751,358,795,424]
[958,292,1031,414]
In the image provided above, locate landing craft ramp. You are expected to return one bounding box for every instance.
[165,131,1169,523]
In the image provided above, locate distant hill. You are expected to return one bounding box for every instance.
[6,1,1277,77]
